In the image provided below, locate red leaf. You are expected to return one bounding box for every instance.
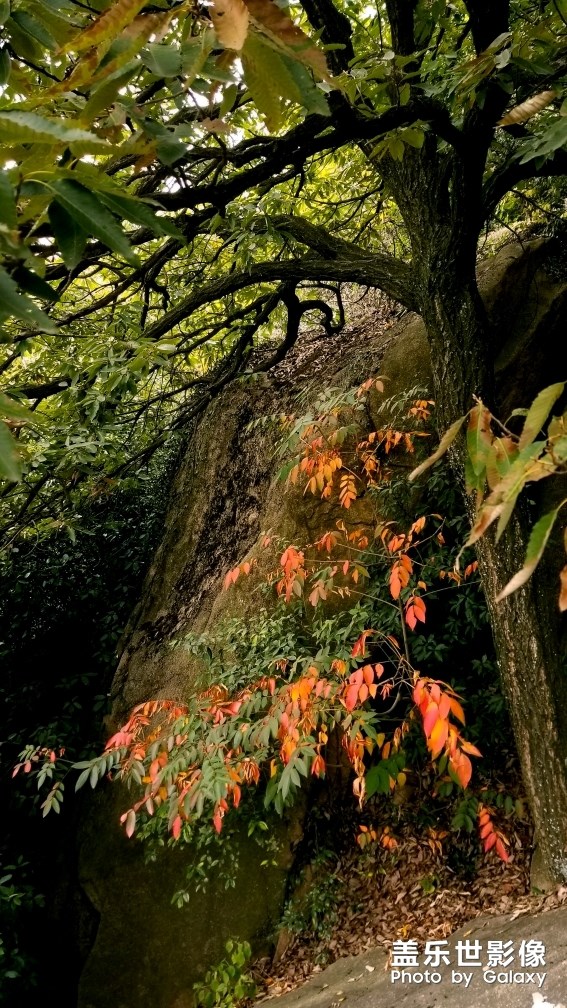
[422,701,439,737]
[495,838,509,862]
[172,815,182,840]
[405,604,417,631]
[484,831,497,851]
[438,693,451,720]
[344,683,359,711]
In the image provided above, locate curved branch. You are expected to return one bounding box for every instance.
[132,248,417,347]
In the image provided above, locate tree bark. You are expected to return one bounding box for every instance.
[422,253,567,883]
[476,523,567,882]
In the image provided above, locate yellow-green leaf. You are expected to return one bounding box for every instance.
[409,413,468,481]
[0,111,107,147]
[519,381,565,451]
[65,0,147,54]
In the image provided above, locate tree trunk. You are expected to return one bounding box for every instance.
[477,524,567,882]
[423,261,567,883]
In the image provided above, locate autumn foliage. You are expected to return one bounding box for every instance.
[15,380,511,863]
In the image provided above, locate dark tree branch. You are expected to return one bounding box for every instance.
[461,0,510,53]
[9,378,71,401]
[483,148,567,222]
[299,0,355,73]
[385,0,418,55]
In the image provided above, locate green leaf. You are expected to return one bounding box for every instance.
[0,169,16,228]
[11,8,57,50]
[143,43,182,78]
[466,403,493,477]
[279,51,329,115]
[48,200,87,270]
[220,82,239,118]
[0,392,44,424]
[401,126,425,148]
[242,32,285,131]
[180,30,215,84]
[0,1,9,29]
[365,762,390,797]
[13,266,58,303]
[0,264,58,332]
[0,111,108,147]
[409,413,468,481]
[519,381,565,451]
[95,191,184,241]
[0,420,21,481]
[49,179,138,264]
[81,63,138,123]
[155,136,188,166]
[496,503,567,601]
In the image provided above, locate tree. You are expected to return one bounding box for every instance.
[0,0,566,879]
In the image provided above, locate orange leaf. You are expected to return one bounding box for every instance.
[453,752,472,789]
[351,630,373,658]
[362,664,375,686]
[172,814,182,840]
[389,565,401,600]
[428,717,448,758]
[448,696,466,724]
[460,739,482,757]
[405,604,417,631]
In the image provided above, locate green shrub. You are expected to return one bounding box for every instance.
[193,940,257,1008]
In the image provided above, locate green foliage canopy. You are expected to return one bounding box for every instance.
[0,0,565,544]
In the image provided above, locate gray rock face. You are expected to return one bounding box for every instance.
[258,908,567,1008]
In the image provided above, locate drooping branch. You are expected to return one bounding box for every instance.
[133,247,418,347]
